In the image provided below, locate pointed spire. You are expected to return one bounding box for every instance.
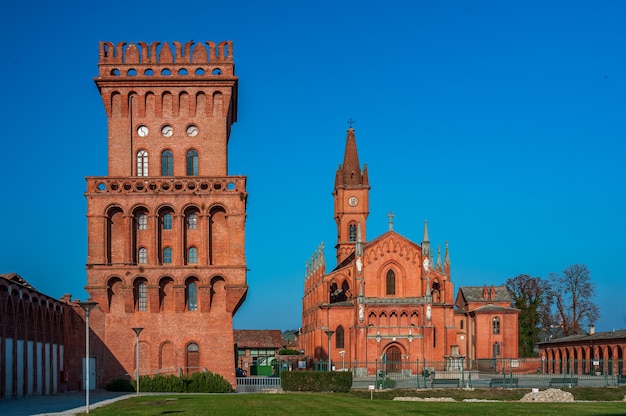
[362,164,369,186]
[436,245,442,272]
[341,128,363,186]
[355,223,364,257]
[444,241,450,267]
[421,220,431,259]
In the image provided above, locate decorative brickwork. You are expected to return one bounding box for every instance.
[85,41,247,388]
[300,128,518,373]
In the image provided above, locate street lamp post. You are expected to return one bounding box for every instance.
[131,327,144,395]
[324,330,335,371]
[78,300,98,414]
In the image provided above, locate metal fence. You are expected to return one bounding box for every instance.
[247,357,626,390]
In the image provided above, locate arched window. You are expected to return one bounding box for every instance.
[163,213,173,230]
[137,150,149,176]
[188,247,198,264]
[161,150,173,176]
[135,280,147,312]
[186,150,198,176]
[138,213,147,230]
[349,223,357,242]
[138,247,147,264]
[187,213,197,230]
[492,317,500,334]
[163,247,173,264]
[187,281,198,311]
[335,325,345,349]
[386,269,396,295]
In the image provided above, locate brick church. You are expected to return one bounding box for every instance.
[84,40,247,386]
[300,128,519,370]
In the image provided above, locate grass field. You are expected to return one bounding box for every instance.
[85,389,626,416]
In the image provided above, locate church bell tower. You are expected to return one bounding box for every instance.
[333,127,370,264]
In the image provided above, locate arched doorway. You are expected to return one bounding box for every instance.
[384,345,402,373]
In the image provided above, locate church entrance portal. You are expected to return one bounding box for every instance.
[385,345,402,373]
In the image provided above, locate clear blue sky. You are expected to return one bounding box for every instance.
[1,1,624,333]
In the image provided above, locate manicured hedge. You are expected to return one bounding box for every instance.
[281,371,352,392]
[105,371,232,393]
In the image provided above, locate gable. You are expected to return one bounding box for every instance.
[363,231,421,268]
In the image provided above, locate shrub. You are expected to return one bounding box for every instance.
[376,377,396,389]
[104,377,135,392]
[136,372,232,393]
[281,371,352,392]
[278,349,300,355]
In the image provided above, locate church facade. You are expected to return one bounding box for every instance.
[300,128,518,371]
[84,40,247,387]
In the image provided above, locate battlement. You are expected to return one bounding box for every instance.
[98,41,235,78]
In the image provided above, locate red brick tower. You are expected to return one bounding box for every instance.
[85,41,247,387]
[333,127,370,264]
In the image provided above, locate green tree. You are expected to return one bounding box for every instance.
[505,274,551,357]
[548,264,599,336]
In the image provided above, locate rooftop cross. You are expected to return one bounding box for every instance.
[347,118,356,128]
[387,211,395,231]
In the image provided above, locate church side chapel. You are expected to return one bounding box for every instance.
[300,127,518,374]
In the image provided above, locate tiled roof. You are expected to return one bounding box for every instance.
[459,285,512,303]
[0,272,37,291]
[233,330,283,348]
[539,329,626,345]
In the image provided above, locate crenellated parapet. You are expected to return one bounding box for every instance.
[97,41,235,78]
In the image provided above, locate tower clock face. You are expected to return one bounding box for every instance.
[348,196,359,207]
[137,125,149,137]
[186,125,199,137]
[161,125,173,137]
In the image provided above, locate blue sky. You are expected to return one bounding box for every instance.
[1,1,624,333]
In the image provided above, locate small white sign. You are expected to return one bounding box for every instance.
[368,385,375,390]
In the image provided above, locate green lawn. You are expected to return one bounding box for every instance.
[85,390,626,416]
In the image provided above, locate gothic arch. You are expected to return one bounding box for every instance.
[162,91,173,117]
[383,343,404,373]
[212,91,223,116]
[179,92,190,117]
[131,206,150,264]
[105,206,125,265]
[185,276,200,312]
[106,276,124,313]
[210,276,226,311]
[145,92,156,117]
[196,92,207,116]
[158,276,175,312]
[208,206,227,265]
[159,341,176,372]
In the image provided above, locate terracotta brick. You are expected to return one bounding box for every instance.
[85,41,247,388]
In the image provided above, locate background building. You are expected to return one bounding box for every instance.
[84,40,248,387]
[234,330,282,376]
[454,285,519,362]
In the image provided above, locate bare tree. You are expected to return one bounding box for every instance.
[548,264,600,336]
[505,274,551,357]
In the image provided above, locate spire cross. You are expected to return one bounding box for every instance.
[347,118,356,128]
[387,211,395,231]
